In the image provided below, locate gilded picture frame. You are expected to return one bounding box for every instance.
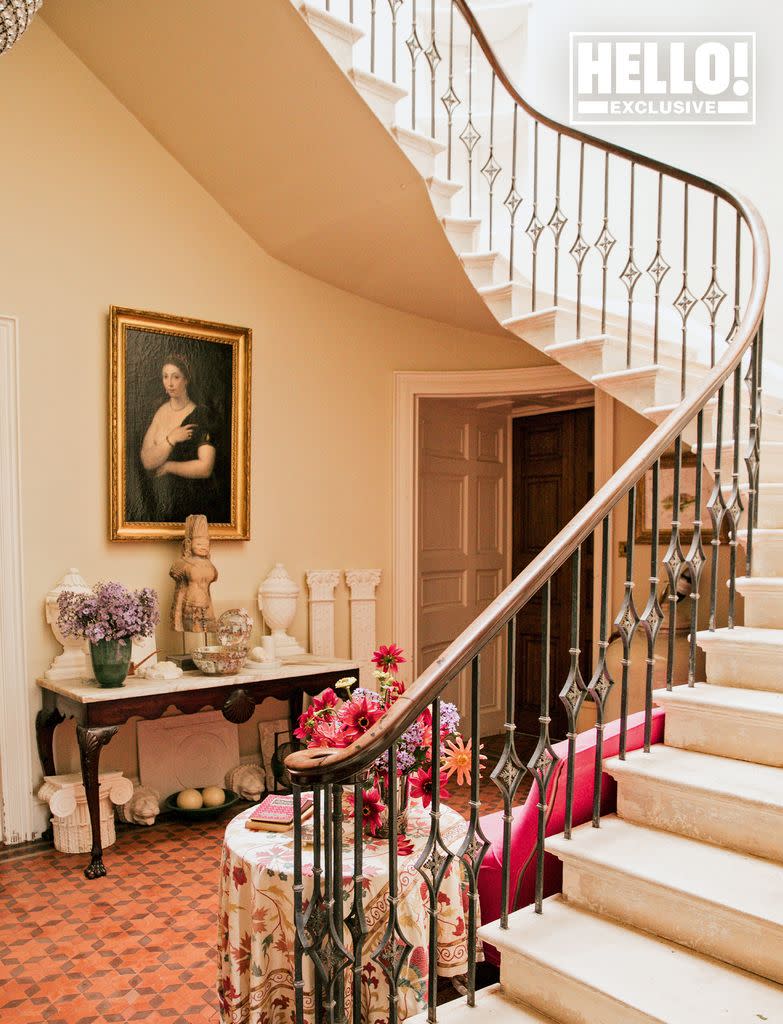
[110,306,251,541]
[635,449,714,546]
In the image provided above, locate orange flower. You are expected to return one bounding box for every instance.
[441,736,487,787]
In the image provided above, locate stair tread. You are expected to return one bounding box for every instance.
[481,896,783,1020]
[547,815,783,926]
[592,362,676,383]
[347,66,407,99]
[737,574,783,589]
[654,681,783,716]
[391,124,446,154]
[298,2,364,40]
[605,746,783,809]
[407,985,555,1024]
[696,625,783,647]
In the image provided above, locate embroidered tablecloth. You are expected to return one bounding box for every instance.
[217,799,475,1024]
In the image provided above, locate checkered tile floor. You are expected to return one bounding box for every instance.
[0,741,529,1024]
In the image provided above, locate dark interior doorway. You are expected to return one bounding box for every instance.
[512,408,595,739]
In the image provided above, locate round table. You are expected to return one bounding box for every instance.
[217,797,476,1024]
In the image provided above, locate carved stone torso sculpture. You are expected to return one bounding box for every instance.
[170,514,218,633]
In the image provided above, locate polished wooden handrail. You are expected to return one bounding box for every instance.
[287,4,770,788]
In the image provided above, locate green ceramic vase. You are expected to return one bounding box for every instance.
[89,638,132,688]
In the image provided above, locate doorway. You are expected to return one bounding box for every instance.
[512,408,595,739]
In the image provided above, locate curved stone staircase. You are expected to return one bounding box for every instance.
[295,2,783,1020]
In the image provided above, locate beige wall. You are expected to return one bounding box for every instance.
[0,23,541,803]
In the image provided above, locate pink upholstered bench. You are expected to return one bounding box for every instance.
[478,707,665,965]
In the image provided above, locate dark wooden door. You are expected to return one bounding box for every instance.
[512,409,594,739]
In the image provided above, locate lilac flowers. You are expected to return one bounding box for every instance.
[58,582,159,646]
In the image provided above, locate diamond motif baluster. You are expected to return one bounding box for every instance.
[702,196,727,368]
[368,0,377,74]
[407,0,423,131]
[426,0,440,138]
[614,486,640,758]
[490,617,526,927]
[441,0,459,178]
[663,436,686,691]
[303,784,328,1014]
[685,412,707,687]
[345,781,367,1024]
[727,211,742,343]
[707,384,728,631]
[527,121,541,311]
[559,547,587,838]
[638,460,664,751]
[504,105,522,283]
[587,517,615,826]
[675,183,697,398]
[745,328,762,573]
[727,363,745,628]
[528,579,560,912]
[646,172,670,364]
[387,0,403,82]
[568,143,589,337]
[293,783,308,1024]
[620,163,640,368]
[594,152,615,334]
[371,741,412,1024]
[546,134,567,307]
[480,72,501,250]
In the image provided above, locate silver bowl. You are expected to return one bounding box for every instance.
[192,644,247,676]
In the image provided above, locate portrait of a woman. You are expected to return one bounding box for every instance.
[139,354,227,524]
[111,306,251,541]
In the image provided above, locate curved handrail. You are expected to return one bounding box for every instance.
[288,3,770,787]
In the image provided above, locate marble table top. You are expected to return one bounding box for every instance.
[36,655,360,704]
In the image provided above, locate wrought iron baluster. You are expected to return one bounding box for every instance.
[664,436,685,691]
[440,0,459,178]
[646,172,669,364]
[329,786,351,1024]
[639,461,663,751]
[349,0,354,23]
[614,486,639,758]
[505,105,522,282]
[459,33,480,218]
[595,152,615,334]
[526,121,542,311]
[526,580,559,912]
[744,330,761,573]
[587,517,613,827]
[426,0,440,139]
[372,741,412,1024]
[293,783,307,1024]
[728,211,742,344]
[754,316,765,534]
[547,134,567,307]
[368,0,376,74]
[388,0,401,83]
[323,784,337,1024]
[559,547,586,837]
[490,617,524,928]
[621,163,641,368]
[708,385,727,631]
[569,143,589,337]
[457,657,491,1005]
[686,411,706,686]
[702,196,727,368]
[727,364,745,627]
[481,73,501,250]
[674,184,697,398]
[407,0,423,131]
[346,781,367,1024]
[414,704,451,1022]
[303,785,327,1020]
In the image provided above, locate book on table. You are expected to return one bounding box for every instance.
[245,793,314,833]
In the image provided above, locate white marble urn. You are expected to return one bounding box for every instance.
[44,568,91,681]
[258,563,305,656]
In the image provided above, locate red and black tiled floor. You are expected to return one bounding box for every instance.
[0,740,530,1024]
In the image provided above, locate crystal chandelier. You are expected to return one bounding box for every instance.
[0,0,43,55]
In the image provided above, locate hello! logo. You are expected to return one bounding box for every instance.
[570,33,755,125]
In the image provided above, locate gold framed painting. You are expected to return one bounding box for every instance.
[110,306,251,541]
[635,449,714,546]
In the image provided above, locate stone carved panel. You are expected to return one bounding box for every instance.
[306,570,341,657]
[346,569,381,687]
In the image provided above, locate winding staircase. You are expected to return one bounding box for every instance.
[288,1,783,1021]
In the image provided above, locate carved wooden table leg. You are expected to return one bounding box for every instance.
[76,724,118,880]
[35,707,65,776]
[288,692,304,736]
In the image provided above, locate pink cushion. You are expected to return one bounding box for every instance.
[478,708,665,965]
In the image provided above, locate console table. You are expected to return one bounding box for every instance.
[35,656,359,880]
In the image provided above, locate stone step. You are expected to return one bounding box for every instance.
[347,68,406,126]
[736,575,783,627]
[701,438,783,479]
[547,815,783,984]
[741,528,783,575]
[752,482,783,528]
[297,2,363,70]
[604,745,783,862]
[653,682,783,767]
[502,307,560,349]
[592,363,681,410]
[443,215,482,253]
[481,895,783,1024]
[696,626,783,691]
[460,249,507,287]
[391,125,445,177]
[425,175,462,218]
[406,985,555,1024]
[544,334,622,378]
[478,280,531,321]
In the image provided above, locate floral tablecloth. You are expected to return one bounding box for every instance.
[217,798,476,1024]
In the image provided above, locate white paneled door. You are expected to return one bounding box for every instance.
[417,399,507,735]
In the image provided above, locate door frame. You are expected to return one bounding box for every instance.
[393,366,614,710]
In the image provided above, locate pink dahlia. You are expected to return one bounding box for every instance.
[371,644,407,674]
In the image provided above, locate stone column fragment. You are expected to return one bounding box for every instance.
[345,570,382,687]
